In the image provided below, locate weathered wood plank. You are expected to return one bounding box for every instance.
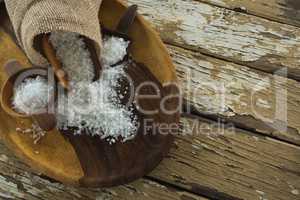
[149,116,300,200]
[196,0,300,28]
[170,44,300,145]
[128,0,300,80]
[0,141,208,200]
[1,116,300,200]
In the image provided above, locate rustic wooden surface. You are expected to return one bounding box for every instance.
[128,0,300,80]
[0,0,300,199]
[197,0,300,27]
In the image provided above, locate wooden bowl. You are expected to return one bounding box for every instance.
[0,0,180,187]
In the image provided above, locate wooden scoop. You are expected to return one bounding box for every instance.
[42,34,102,89]
[102,5,137,40]
[42,35,69,89]
[1,60,57,131]
[101,5,138,66]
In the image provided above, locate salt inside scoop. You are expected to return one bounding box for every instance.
[12,76,51,115]
[101,36,130,66]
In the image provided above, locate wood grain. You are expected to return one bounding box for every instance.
[128,0,300,80]
[1,116,299,200]
[170,45,300,145]
[0,140,208,200]
[195,0,300,28]
[149,116,300,200]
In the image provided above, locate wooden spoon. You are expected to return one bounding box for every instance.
[101,5,138,66]
[42,34,69,89]
[102,5,137,40]
[1,60,57,131]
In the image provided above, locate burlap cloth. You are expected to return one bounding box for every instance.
[4,0,103,66]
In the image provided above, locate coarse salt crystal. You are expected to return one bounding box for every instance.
[12,76,51,115]
[56,63,138,143]
[16,123,46,144]
[51,31,137,143]
[50,32,95,85]
[101,36,130,66]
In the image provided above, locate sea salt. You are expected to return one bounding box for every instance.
[16,123,46,144]
[101,36,130,66]
[13,32,136,143]
[12,76,51,115]
[56,64,137,143]
[51,31,137,143]
[50,32,95,84]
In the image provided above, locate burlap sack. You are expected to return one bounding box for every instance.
[4,0,103,66]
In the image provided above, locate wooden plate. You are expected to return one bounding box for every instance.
[0,0,180,187]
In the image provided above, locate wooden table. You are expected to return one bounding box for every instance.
[0,0,300,199]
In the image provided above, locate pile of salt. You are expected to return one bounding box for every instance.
[101,36,130,66]
[51,32,137,143]
[12,31,136,143]
[12,76,51,115]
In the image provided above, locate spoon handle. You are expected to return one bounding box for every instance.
[116,5,138,36]
[42,34,69,90]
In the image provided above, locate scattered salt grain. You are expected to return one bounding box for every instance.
[16,127,22,132]
[31,123,47,144]
[12,76,51,115]
[101,36,130,66]
[51,31,137,143]
[16,123,46,144]
[24,128,33,134]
